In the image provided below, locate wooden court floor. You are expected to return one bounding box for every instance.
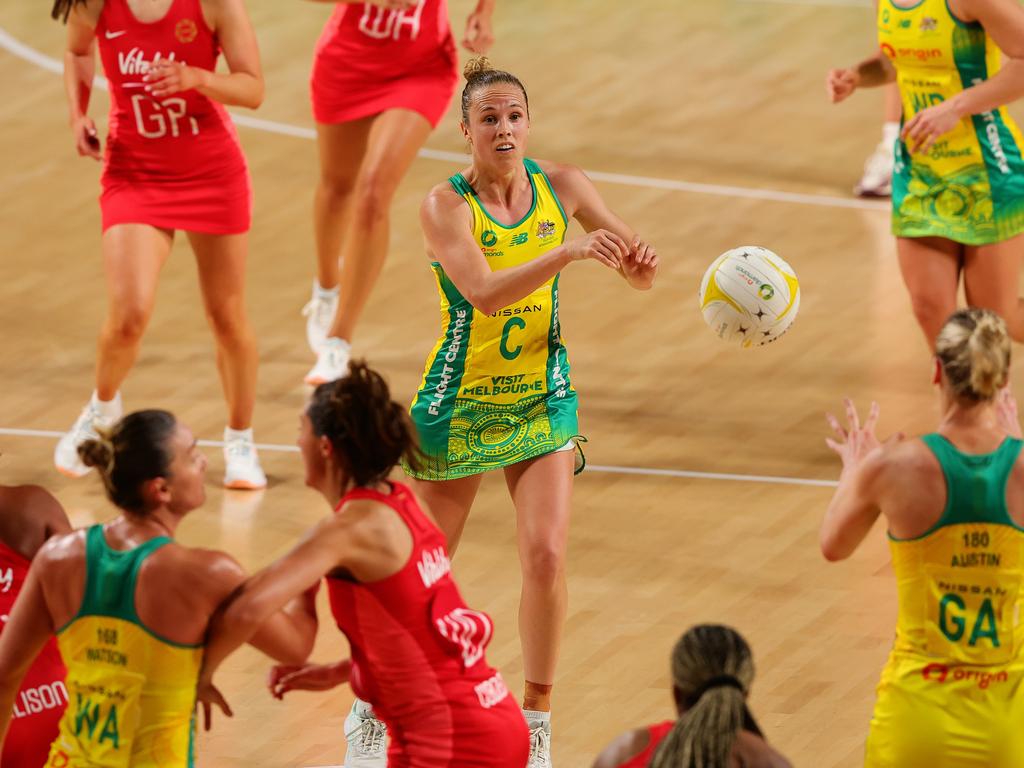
[3,0,1024,765]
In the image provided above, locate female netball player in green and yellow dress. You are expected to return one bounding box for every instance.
[822,309,1024,767]
[828,0,1024,346]
[404,58,658,767]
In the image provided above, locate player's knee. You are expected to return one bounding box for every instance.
[207,305,250,343]
[108,306,148,343]
[521,540,566,585]
[907,287,951,329]
[319,173,357,204]
[352,172,396,224]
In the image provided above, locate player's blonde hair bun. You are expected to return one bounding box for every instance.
[463,57,495,82]
[936,308,1011,402]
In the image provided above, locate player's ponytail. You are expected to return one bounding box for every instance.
[51,0,87,22]
[460,57,530,122]
[649,625,757,768]
[936,308,1010,402]
[307,360,423,487]
[79,410,178,514]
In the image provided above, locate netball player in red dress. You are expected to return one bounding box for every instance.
[51,0,267,489]
[0,485,71,768]
[198,362,529,768]
[301,0,496,384]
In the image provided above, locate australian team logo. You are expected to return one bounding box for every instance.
[920,16,937,32]
[175,19,198,44]
[536,219,557,240]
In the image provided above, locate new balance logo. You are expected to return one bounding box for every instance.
[510,232,528,246]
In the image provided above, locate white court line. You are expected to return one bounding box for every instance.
[0,27,887,213]
[0,427,838,488]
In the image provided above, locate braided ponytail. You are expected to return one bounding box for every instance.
[649,625,755,768]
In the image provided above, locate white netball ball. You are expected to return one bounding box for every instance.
[699,246,800,348]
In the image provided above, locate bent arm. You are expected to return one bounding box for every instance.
[202,519,349,679]
[820,451,885,561]
[64,7,97,124]
[198,0,264,108]
[852,52,898,89]
[563,166,657,290]
[947,0,1024,117]
[0,564,56,747]
[422,191,574,315]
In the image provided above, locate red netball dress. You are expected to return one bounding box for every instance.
[95,0,251,234]
[311,0,458,128]
[326,482,529,768]
[616,721,674,768]
[0,542,67,768]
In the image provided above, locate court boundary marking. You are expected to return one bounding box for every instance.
[0,427,839,488]
[0,27,887,213]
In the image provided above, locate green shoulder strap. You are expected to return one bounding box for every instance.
[79,524,173,624]
[920,433,1023,527]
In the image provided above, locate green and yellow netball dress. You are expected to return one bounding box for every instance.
[407,159,580,481]
[879,0,1024,244]
[46,526,201,768]
[865,435,1024,768]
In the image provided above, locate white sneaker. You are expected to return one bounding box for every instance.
[302,281,339,354]
[854,139,894,198]
[526,716,552,768]
[54,397,122,478]
[304,337,350,386]
[223,428,267,490]
[344,700,388,768]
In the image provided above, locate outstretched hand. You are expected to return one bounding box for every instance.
[196,677,233,732]
[267,660,352,700]
[825,399,904,471]
[826,68,859,104]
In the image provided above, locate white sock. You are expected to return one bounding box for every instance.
[224,426,254,442]
[90,391,121,420]
[314,279,339,300]
[522,708,550,723]
[882,121,900,146]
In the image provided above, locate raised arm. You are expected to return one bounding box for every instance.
[64,1,102,160]
[820,400,891,561]
[549,163,659,290]
[422,185,624,315]
[904,0,1024,152]
[145,0,264,108]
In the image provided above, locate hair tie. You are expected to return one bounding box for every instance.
[684,674,745,707]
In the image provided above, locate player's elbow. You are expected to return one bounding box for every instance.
[819,531,851,562]
[464,288,498,316]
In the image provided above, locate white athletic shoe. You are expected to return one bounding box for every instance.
[854,139,894,198]
[222,429,267,490]
[343,700,388,768]
[54,397,122,478]
[302,282,339,354]
[304,337,351,386]
[526,715,553,768]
